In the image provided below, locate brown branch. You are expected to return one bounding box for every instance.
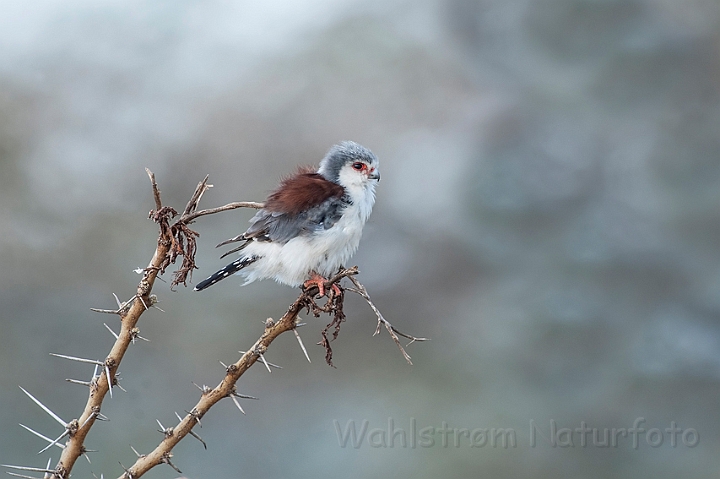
[181,201,264,223]
[116,267,358,478]
[116,266,424,477]
[161,180,263,288]
[46,171,264,479]
[181,175,212,217]
[145,168,162,212]
[52,221,169,479]
[166,179,264,288]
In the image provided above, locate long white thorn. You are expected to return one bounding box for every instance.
[6,472,42,479]
[18,387,67,427]
[105,364,113,398]
[18,424,64,450]
[232,392,258,400]
[294,329,311,363]
[229,395,246,415]
[113,293,123,309]
[176,411,207,449]
[65,379,92,387]
[103,323,119,339]
[37,429,68,455]
[239,351,282,369]
[130,445,142,457]
[1,465,54,473]
[258,353,272,373]
[79,412,97,430]
[49,353,103,366]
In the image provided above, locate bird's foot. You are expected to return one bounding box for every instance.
[329,283,342,298]
[303,273,342,298]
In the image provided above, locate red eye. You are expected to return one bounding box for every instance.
[352,162,365,171]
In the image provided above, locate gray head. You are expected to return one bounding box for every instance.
[318,141,380,187]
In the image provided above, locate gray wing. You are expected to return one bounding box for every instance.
[244,196,349,244]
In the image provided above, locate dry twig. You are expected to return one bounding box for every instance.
[346,276,429,365]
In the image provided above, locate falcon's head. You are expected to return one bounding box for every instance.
[318,141,380,191]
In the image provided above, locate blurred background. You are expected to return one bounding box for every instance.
[2,0,719,477]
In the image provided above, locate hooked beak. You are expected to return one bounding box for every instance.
[367,168,380,181]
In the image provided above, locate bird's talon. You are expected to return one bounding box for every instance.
[304,274,327,297]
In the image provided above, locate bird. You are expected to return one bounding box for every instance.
[194,141,380,296]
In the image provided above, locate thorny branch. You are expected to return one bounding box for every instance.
[120,268,359,478]
[149,173,264,289]
[346,276,428,364]
[183,200,265,223]
[23,170,266,479]
[12,170,425,479]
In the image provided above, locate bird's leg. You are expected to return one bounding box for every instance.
[303,272,342,298]
[330,283,342,298]
[304,272,328,297]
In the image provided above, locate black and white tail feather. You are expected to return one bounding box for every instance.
[193,256,258,291]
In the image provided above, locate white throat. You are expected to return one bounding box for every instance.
[336,167,377,223]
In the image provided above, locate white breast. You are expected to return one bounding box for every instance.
[238,182,376,286]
